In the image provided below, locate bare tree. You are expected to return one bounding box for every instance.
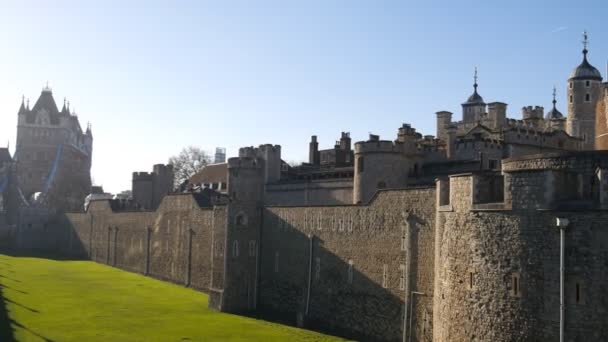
[168,146,211,188]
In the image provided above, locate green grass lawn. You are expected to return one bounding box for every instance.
[0,254,344,342]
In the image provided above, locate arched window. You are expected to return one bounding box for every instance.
[235,212,248,227]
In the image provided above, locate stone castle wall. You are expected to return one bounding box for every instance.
[264,179,353,206]
[434,170,608,342]
[260,187,436,341]
[17,194,226,293]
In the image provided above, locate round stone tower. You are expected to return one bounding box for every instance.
[566,32,603,150]
[353,134,409,204]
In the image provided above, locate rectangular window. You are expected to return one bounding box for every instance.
[348,260,354,284]
[357,157,364,172]
[576,283,581,304]
[274,252,279,273]
[399,264,406,290]
[315,257,321,280]
[382,264,388,288]
[469,272,474,290]
[585,93,591,102]
[248,240,256,257]
[232,240,239,258]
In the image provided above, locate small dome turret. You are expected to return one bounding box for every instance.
[546,87,564,119]
[463,67,485,105]
[569,31,602,81]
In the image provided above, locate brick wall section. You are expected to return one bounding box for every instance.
[260,187,436,342]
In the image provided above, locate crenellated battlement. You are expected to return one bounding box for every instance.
[522,106,544,120]
[228,156,261,170]
[354,135,402,154]
[132,172,153,180]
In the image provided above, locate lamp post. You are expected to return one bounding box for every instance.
[556,217,569,342]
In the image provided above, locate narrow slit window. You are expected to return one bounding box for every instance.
[512,274,520,297]
[248,240,256,257]
[576,283,581,303]
[382,264,388,288]
[274,252,280,273]
[232,240,239,258]
[348,260,354,284]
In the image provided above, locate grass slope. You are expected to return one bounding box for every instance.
[0,254,343,342]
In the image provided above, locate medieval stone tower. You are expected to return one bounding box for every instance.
[597,84,608,149]
[15,86,93,211]
[567,32,603,150]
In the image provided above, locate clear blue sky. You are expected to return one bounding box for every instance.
[1,1,607,193]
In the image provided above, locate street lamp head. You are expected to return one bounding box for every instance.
[556,217,569,228]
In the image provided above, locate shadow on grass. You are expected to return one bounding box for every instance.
[0,257,55,342]
[0,285,15,341]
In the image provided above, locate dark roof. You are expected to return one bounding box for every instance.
[28,89,62,124]
[189,163,228,185]
[0,148,12,164]
[463,84,485,106]
[570,53,602,81]
[18,100,27,115]
[546,107,564,119]
[32,89,59,115]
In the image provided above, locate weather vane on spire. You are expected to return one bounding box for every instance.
[473,66,479,92]
[582,30,589,55]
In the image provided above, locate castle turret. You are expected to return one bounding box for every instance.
[567,31,603,149]
[309,135,319,165]
[353,133,410,204]
[546,87,566,131]
[522,106,544,128]
[257,144,281,184]
[462,68,486,123]
[220,152,265,312]
[487,102,507,129]
[436,111,452,141]
[339,132,351,150]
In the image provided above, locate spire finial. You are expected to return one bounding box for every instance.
[474,66,479,92]
[582,30,589,57]
[26,98,30,109]
[552,86,557,108]
[67,101,70,111]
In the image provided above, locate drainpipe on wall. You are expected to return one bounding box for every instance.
[402,212,412,342]
[305,233,314,316]
[556,217,569,342]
